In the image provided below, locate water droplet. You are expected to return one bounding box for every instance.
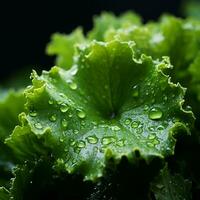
[131,121,139,128]
[147,142,154,147]
[68,113,73,118]
[77,140,86,148]
[148,135,156,140]
[62,119,68,128]
[70,139,76,146]
[60,104,69,113]
[49,114,57,122]
[48,99,54,105]
[69,82,77,90]
[153,139,159,145]
[70,66,78,75]
[148,108,163,120]
[148,126,155,132]
[136,127,143,134]
[116,139,125,147]
[186,105,192,111]
[59,93,65,98]
[124,118,131,125]
[112,126,121,131]
[77,110,86,119]
[87,136,98,144]
[132,85,139,97]
[29,111,37,117]
[102,137,115,145]
[81,120,86,126]
[34,122,43,129]
[144,105,149,111]
[157,125,164,131]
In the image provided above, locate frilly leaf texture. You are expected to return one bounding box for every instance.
[46,28,85,69]
[6,40,193,181]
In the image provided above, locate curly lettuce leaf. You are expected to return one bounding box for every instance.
[46,28,85,69]
[0,187,9,200]
[106,15,200,71]
[6,40,193,181]
[105,15,200,121]
[88,11,141,41]
[0,89,25,139]
[151,165,192,200]
[0,89,25,187]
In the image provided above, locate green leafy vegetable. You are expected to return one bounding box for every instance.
[1,10,200,199]
[151,165,192,200]
[0,89,25,187]
[46,28,85,69]
[6,40,193,183]
[0,187,9,200]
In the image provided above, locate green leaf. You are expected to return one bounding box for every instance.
[6,40,193,181]
[182,0,200,20]
[0,187,9,200]
[88,11,141,41]
[105,15,200,120]
[46,28,85,69]
[9,159,94,200]
[151,165,192,200]
[0,89,25,140]
[0,89,25,187]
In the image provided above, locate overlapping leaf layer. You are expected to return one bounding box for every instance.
[0,12,199,199]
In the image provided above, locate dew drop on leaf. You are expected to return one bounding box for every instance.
[87,136,98,144]
[70,139,76,146]
[131,121,139,128]
[148,127,154,132]
[147,142,154,147]
[124,118,131,125]
[148,135,156,140]
[62,119,68,128]
[77,140,86,148]
[60,103,69,113]
[102,137,115,145]
[34,122,43,129]
[136,127,143,134]
[112,126,121,131]
[69,82,77,90]
[68,113,73,118]
[29,111,37,117]
[48,99,54,105]
[77,110,86,119]
[116,139,125,147]
[144,105,149,111]
[148,108,163,120]
[157,125,164,131]
[49,114,57,122]
[132,85,139,97]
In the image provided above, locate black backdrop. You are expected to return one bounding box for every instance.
[0,0,182,82]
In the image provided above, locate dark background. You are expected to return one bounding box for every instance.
[0,0,183,83]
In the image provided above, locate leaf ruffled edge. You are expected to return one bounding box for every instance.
[5,41,195,184]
